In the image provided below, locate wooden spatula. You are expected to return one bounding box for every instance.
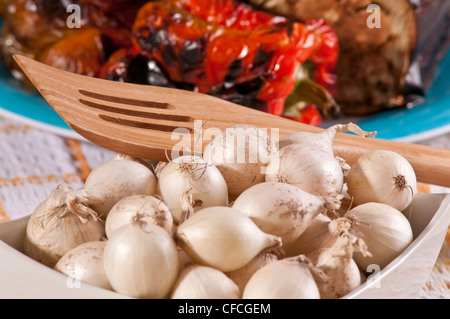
[13,55,450,187]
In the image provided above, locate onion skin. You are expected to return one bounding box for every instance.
[242,256,320,299]
[170,264,240,299]
[24,185,106,268]
[103,223,179,299]
[176,206,282,272]
[344,202,413,270]
[346,150,417,212]
[265,143,344,197]
[306,233,369,299]
[203,125,278,197]
[309,247,361,299]
[54,241,112,291]
[232,182,342,245]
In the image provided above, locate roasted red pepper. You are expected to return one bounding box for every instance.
[304,19,339,95]
[171,0,287,30]
[177,0,340,122]
[2,0,339,125]
[128,0,339,123]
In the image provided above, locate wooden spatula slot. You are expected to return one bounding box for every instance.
[79,99,194,123]
[98,114,194,133]
[78,89,175,110]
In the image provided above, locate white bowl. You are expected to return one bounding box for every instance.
[0,193,449,299]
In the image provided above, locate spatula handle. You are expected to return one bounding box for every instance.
[332,133,450,188]
[261,113,450,188]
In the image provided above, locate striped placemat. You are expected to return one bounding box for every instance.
[0,116,115,221]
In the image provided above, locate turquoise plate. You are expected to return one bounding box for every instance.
[352,50,450,142]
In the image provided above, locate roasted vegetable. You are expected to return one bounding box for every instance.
[100,47,173,87]
[0,24,36,88]
[246,0,418,116]
[39,27,105,78]
[0,0,8,19]
[0,0,340,125]
[79,0,149,48]
[128,0,339,121]
[0,0,146,87]
[5,0,75,50]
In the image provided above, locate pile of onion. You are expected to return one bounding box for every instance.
[22,123,419,299]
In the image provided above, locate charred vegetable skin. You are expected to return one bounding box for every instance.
[132,1,298,114]
[125,0,339,121]
[100,47,174,88]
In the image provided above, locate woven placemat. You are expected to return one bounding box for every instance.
[0,116,115,221]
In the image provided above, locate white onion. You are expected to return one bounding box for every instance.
[344,202,414,270]
[176,206,282,272]
[203,124,278,197]
[78,154,157,219]
[105,195,173,238]
[170,264,240,299]
[156,155,228,224]
[232,181,342,245]
[346,150,417,211]
[54,241,112,291]
[277,122,376,153]
[24,184,106,268]
[265,143,344,197]
[103,221,179,299]
[270,123,376,197]
[242,256,320,299]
